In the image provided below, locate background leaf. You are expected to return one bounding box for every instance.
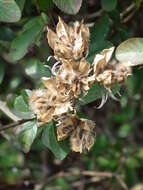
[0,0,21,23]
[9,15,47,61]
[14,95,34,119]
[115,38,143,66]
[24,58,52,80]
[78,84,106,106]
[18,121,37,153]
[88,14,113,63]
[53,0,82,14]
[101,0,117,12]
[15,0,25,11]
[42,122,69,160]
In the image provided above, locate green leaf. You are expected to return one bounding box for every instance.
[15,0,25,11]
[78,84,106,106]
[118,124,132,138]
[18,121,37,153]
[24,58,52,80]
[88,14,112,63]
[42,122,69,160]
[115,38,143,66]
[53,0,82,14]
[0,59,5,84]
[0,0,21,23]
[9,16,46,61]
[37,0,53,11]
[88,40,113,63]
[0,27,15,41]
[14,95,34,119]
[101,0,117,12]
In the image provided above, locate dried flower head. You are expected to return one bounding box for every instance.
[29,77,73,123]
[56,115,96,153]
[28,17,134,154]
[47,17,90,61]
[56,58,93,97]
[93,47,132,88]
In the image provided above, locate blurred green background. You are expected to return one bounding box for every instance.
[0,0,143,189]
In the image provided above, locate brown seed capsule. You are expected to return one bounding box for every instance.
[57,58,93,97]
[93,47,132,88]
[56,114,96,153]
[47,17,90,62]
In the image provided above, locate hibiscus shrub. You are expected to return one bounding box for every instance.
[1,0,143,188]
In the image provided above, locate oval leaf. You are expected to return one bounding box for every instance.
[9,16,46,61]
[42,122,69,160]
[115,38,143,66]
[0,0,21,23]
[53,0,82,14]
[24,58,52,80]
[14,95,34,119]
[18,121,37,153]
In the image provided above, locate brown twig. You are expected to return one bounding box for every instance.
[0,119,34,132]
[47,170,128,190]
[120,2,136,19]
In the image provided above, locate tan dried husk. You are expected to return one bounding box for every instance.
[29,77,73,123]
[56,114,96,153]
[56,58,94,98]
[92,47,132,88]
[47,17,89,62]
[29,17,133,153]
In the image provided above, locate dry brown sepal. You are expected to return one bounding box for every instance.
[57,114,96,153]
[47,17,89,61]
[92,47,132,88]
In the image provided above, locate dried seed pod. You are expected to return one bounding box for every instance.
[57,115,77,141]
[47,17,90,61]
[70,118,96,153]
[57,58,93,97]
[29,77,73,123]
[93,47,115,75]
[56,114,96,153]
[93,47,132,88]
[29,89,55,123]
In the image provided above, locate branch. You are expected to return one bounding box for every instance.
[47,170,128,190]
[0,119,33,132]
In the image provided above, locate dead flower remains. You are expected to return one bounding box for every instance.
[29,17,133,153]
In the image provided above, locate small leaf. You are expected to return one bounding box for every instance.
[18,121,37,153]
[101,0,117,12]
[14,95,34,119]
[24,58,52,80]
[115,38,143,66]
[0,0,21,23]
[53,0,82,14]
[42,122,69,160]
[9,16,46,61]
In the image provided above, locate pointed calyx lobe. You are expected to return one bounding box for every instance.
[29,17,133,153]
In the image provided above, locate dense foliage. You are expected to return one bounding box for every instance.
[0,0,143,189]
